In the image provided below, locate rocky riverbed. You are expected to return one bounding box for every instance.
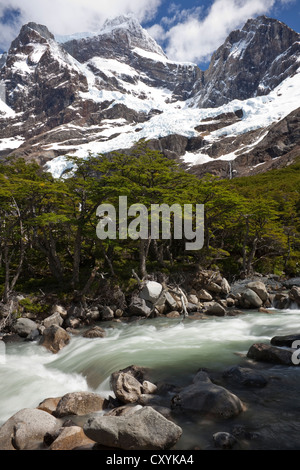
[1,270,300,450]
[1,345,300,451]
[2,270,300,353]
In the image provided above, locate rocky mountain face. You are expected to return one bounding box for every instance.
[196,16,300,108]
[0,14,299,178]
[63,15,203,100]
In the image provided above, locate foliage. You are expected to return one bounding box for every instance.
[0,149,299,301]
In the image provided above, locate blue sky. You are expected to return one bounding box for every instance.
[0,0,299,67]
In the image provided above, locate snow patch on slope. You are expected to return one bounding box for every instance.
[45,65,300,178]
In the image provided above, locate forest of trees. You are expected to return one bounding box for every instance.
[0,143,299,304]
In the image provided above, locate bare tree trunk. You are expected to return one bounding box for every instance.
[71,226,82,288]
[242,216,250,274]
[3,245,12,304]
[2,199,26,303]
[139,236,151,279]
[152,239,165,266]
[246,237,258,275]
[100,241,115,277]
[35,230,64,283]
[80,265,100,298]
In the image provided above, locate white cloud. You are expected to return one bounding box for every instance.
[146,23,167,43]
[163,0,277,63]
[0,0,162,50]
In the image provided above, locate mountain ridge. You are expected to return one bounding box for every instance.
[0,14,299,179]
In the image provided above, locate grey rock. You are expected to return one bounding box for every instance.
[164,291,180,311]
[271,334,300,347]
[105,405,143,417]
[54,392,105,417]
[213,432,237,449]
[188,294,199,305]
[289,286,300,304]
[197,289,213,301]
[12,318,38,338]
[40,325,70,354]
[222,366,268,388]
[246,281,268,302]
[100,306,114,321]
[247,343,296,365]
[129,296,152,317]
[221,278,231,294]
[172,371,244,419]
[139,281,163,304]
[241,288,263,308]
[273,293,290,309]
[203,301,226,316]
[111,372,142,404]
[83,326,106,338]
[49,425,94,450]
[206,282,223,294]
[26,328,40,341]
[83,406,182,450]
[166,311,181,318]
[283,277,300,288]
[142,380,158,394]
[85,307,100,322]
[51,305,68,318]
[0,408,60,450]
[43,312,63,328]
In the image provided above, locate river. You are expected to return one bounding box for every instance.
[1,308,300,450]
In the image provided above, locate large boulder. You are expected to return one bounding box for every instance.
[247,343,296,365]
[222,366,268,388]
[273,293,290,309]
[38,397,61,415]
[246,281,268,302]
[49,426,96,450]
[203,301,226,316]
[171,372,244,419]
[241,288,263,308]
[111,372,143,404]
[40,325,70,354]
[197,289,213,301]
[100,306,114,321]
[206,282,222,294]
[83,326,106,338]
[51,305,68,318]
[129,297,152,317]
[220,278,231,295]
[43,312,63,329]
[142,381,158,394]
[83,406,182,450]
[289,286,300,305]
[139,281,163,304]
[164,292,180,311]
[12,318,38,338]
[54,392,105,418]
[0,408,60,450]
[270,334,300,347]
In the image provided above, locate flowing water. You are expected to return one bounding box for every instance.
[1,308,300,449]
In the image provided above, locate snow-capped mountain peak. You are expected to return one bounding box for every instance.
[0,15,299,181]
[100,13,167,58]
[101,14,145,33]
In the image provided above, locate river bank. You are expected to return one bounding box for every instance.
[1,271,300,450]
[1,309,300,450]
